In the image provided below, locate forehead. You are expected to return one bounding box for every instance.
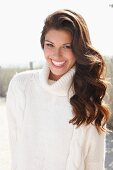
[45,29,72,43]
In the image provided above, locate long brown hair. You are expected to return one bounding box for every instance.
[40,9,110,133]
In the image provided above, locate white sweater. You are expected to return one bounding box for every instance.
[6,63,105,170]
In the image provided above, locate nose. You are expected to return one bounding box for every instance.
[53,48,62,59]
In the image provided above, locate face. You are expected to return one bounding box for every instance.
[43,29,76,80]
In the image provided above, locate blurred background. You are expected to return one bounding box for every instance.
[0,0,113,169]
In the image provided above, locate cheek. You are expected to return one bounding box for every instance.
[72,55,76,62]
[70,58,76,67]
[67,52,76,63]
[44,48,50,58]
[69,56,76,67]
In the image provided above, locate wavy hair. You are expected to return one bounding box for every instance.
[40,9,110,133]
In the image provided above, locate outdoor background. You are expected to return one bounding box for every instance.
[0,0,113,169]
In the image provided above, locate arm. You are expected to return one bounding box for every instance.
[84,124,106,170]
[66,124,105,170]
[6,74,25,169]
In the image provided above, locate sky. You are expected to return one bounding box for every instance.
[0,0,113,66]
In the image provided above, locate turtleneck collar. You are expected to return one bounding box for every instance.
[39,62,76,96]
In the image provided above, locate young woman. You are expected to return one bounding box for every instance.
[6,9,110,170]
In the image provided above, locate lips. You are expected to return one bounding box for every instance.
[51,60,66,67]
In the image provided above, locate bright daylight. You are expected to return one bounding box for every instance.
[0,0,113,170]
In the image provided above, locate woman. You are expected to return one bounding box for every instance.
[6,9,110,170]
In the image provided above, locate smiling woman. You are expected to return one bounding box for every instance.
[6,9,110,170]
[43,29,76,80]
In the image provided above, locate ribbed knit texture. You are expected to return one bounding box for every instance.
[39,63,76,96]
[6,62,105,170]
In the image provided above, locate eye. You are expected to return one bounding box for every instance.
[45,43,54,48]
[63,44,72,49]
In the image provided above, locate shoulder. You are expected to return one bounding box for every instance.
[8,69,42,92]
[11,69,40,82]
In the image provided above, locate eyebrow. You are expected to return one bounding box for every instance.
[44,40,72,45]
[45,40,54,44]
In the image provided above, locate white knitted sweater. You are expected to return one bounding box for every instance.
[6,63,105,170]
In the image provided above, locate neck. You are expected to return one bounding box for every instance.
[49,71,63,81]
[39,62,76,96]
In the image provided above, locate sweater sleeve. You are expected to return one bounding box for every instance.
[83,124,106,170]
[66,124,106,170]
[6,73,26,169]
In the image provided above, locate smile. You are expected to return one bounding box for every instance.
[51,60,66,67]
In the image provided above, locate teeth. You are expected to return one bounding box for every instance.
[52,60,66,66]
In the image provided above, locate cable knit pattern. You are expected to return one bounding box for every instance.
[6,62,105,170]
